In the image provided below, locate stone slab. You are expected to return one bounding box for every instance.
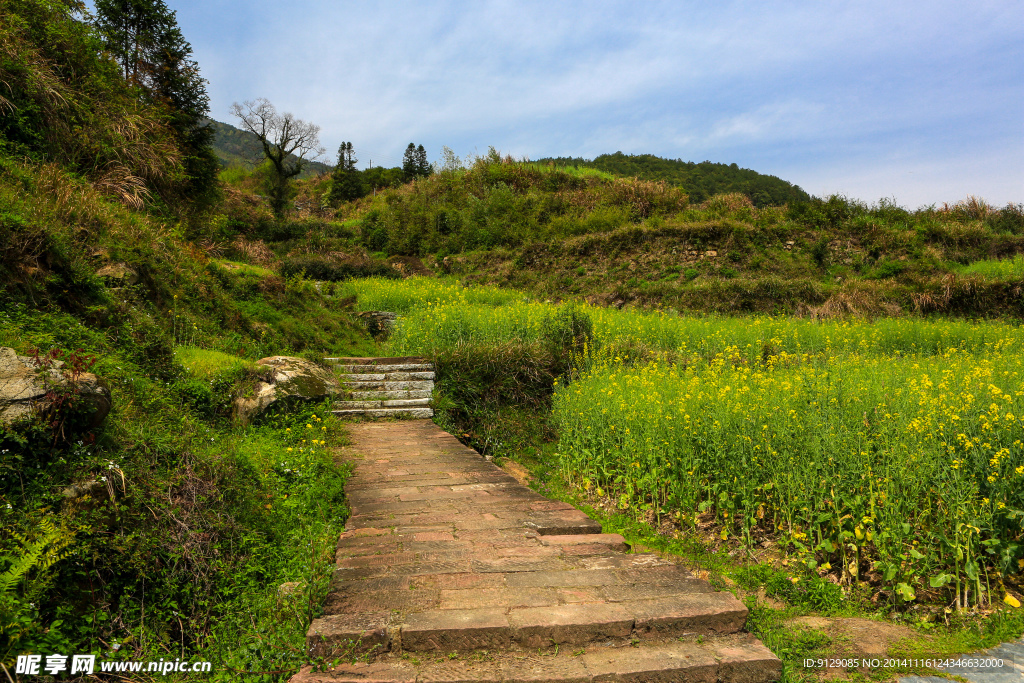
[401,608,511,651]
[508,603,633,648]
[306,612,392,657]
[629,593,748,635]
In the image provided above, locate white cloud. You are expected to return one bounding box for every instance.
[164,0,1021,201]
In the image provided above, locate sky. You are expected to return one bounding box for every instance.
[170,0,1022,208]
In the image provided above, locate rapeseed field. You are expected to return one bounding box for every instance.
[355,277,1024,608]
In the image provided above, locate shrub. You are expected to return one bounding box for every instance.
[539,303,594,375]
[278,255,400,281]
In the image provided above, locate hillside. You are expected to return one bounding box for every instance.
[0,1,375,676]
[294,154,1024,318]
[535,152,811,205]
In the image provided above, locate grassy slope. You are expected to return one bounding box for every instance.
[309,159,1024,319]
[0,152,378,678]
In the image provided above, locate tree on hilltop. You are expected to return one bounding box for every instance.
[230,98,325,217]
[415,144,431,178]
[329,141,365,204]
[402,143,418,182]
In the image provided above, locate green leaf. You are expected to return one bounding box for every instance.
[929,573,953,588]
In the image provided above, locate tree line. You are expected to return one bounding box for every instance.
[326,141,432,205]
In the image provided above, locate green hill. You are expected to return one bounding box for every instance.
[312,152,1023,317]
[535,152,810,206]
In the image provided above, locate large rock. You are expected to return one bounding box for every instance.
[0,347,111,429]
[233,356,339,426]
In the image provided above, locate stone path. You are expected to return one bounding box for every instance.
[292,419,782,683]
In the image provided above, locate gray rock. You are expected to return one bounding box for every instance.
[94,262,138,285]
[0,347,111,429]
[278,581,303,598]
[233,355,340,426]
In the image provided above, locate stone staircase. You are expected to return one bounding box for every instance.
[291,421,782,683]
[328,357,435,419]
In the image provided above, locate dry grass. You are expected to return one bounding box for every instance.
[798,283,901,320]
[231,237,278,266]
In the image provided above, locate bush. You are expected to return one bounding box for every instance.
[278,255,400,281]
[539,303,594,375]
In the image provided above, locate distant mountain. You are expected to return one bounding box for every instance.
[207,119,332,177]
[534,152,809,206]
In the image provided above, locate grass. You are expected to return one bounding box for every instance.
[338,276,527,313]
[174,346,255,378]
[212,258,277,278]
[955,254,1024,279]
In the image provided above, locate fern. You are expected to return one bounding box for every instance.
[0,517,75,595]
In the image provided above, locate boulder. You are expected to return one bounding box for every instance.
[94,262,138,285]
[233,355,339,426]
[0,347,111,429]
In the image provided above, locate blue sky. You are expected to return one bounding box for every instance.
[172,0,1022,207]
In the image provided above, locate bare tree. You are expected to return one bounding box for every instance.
[230,98,325,217]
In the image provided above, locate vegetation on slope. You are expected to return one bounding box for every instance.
[0,2,376,677]
[301,152,1023,318]
[536,151,811,206]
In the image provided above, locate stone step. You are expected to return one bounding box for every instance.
[296,634,781,682]
[525,510,604,536]
[326,356,427,364]
[336,363,434,373]
[342,380,434,391]
[333,407,434,419]
[339,371,435,382]
[306,591,747,657]
[348,389,432,401]
[335,397,432,409]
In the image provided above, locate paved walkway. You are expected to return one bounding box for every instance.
[292,419,781,683]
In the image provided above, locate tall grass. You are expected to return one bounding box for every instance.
[339,276,526,314]
[378,284,1024,359]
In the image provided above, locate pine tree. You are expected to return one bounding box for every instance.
[415,144,430,178]
[402,143,417,182]
[94,0,217,200]
[329,141,365,205]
